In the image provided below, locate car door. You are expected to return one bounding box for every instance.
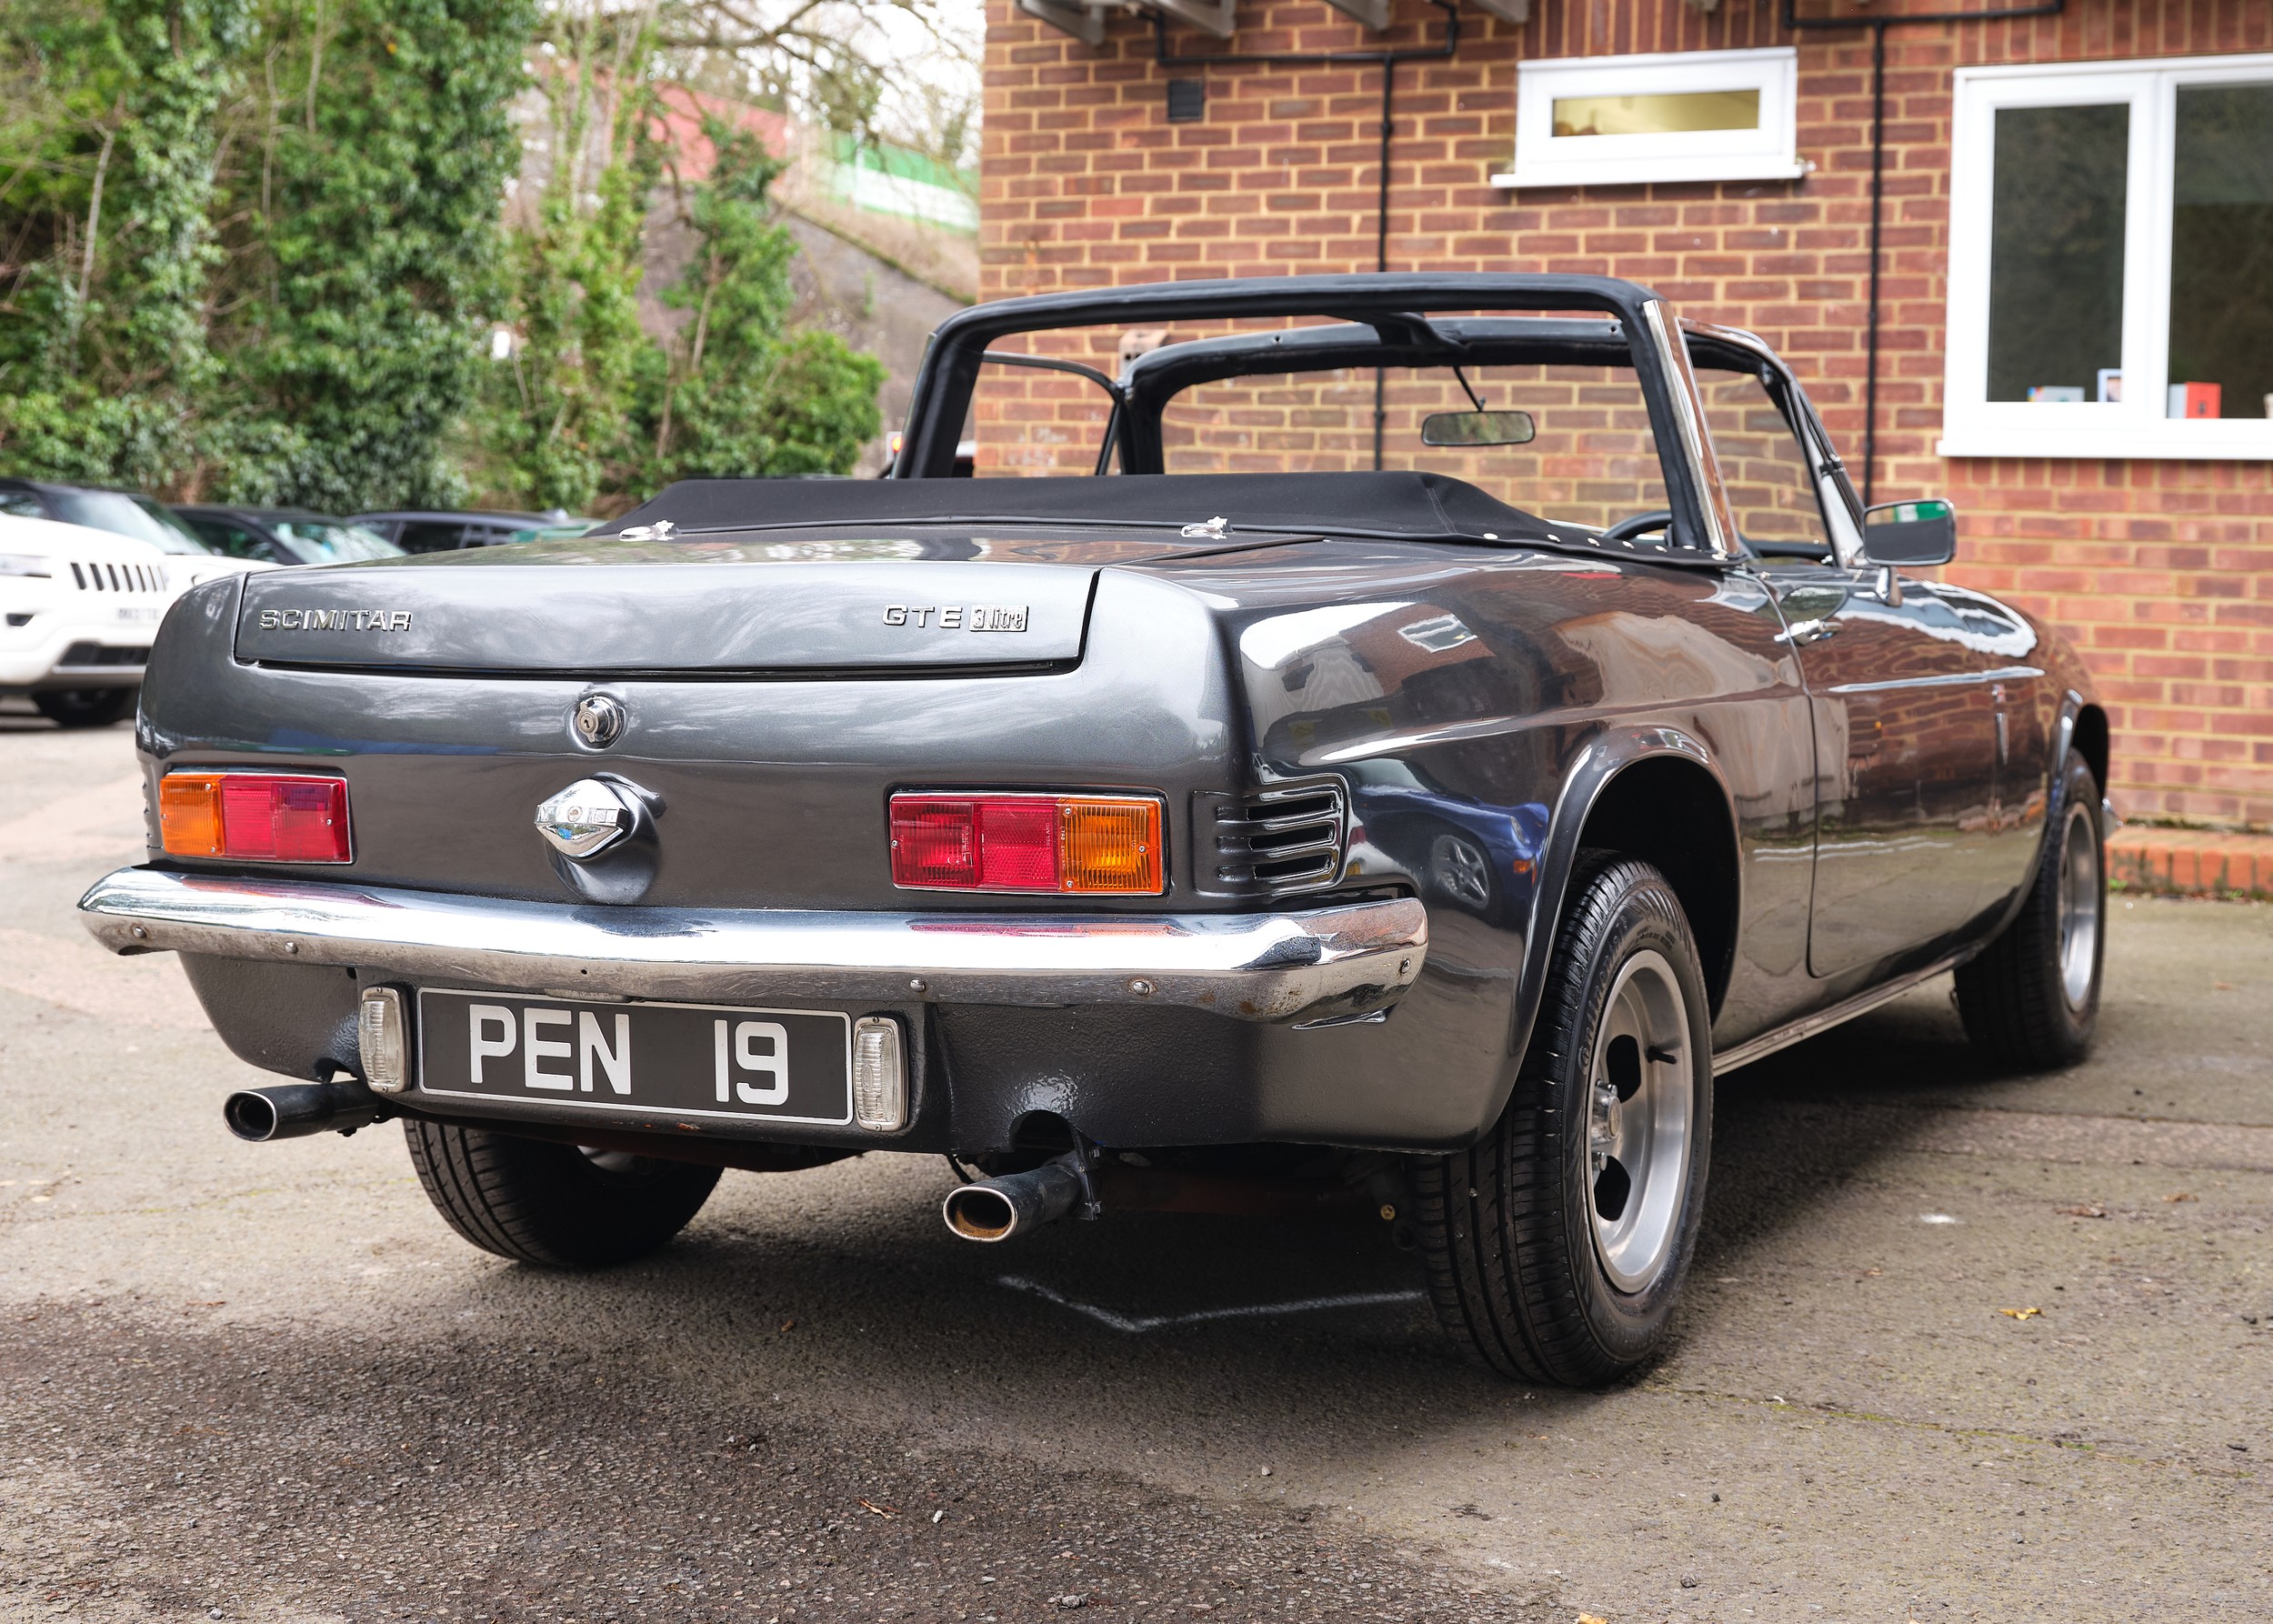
[1764,569,2008,976]
[1900,578,2053,921]
[1696,368,2001,979]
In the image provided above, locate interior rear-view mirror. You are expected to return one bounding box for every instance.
[1420,410,1536,447]
[1862,498,1958,566]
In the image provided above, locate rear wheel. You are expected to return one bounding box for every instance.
[1954,749,2105,1069]
[405,1119,721,1268]
[1411,854,1713,1386]
[35,687,135,728]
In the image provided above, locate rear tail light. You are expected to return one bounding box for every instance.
[159,772,352,863]
[888,792,1164,894]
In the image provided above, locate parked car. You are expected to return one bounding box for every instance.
[0,513,189,727]
[79,273,2111,1387]
[175,506,406,567]
[0,477,260,590]
[502,521,599,546]
[349,509,572,553]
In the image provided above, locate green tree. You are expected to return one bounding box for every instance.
[479,20,883,511]
[641,116,881,483]
[474,2,661,514]
[2,1,893,513]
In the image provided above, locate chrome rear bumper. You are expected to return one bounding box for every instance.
[78,867,1427,1026]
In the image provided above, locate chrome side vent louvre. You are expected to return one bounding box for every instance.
[1193,782,1347,897]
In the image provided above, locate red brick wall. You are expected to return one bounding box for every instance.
[982,0,2273,826]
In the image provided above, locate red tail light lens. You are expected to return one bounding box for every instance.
[976,798,1058,890]
[888,797,980,887]
[889,792,1163,894]
[160,772,352,863]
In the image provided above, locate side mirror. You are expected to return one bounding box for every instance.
[1861,498,1958,566]
[1419,410,1537,447]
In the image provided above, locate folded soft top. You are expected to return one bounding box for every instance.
[604,471,1557,543]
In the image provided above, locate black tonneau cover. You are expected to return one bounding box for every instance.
[606,471,1557,544]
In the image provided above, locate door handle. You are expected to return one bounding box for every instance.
[1777,617,1839,647]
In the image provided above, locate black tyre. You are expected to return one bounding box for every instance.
[1411,854,1713,1386]
[404,1119,721,1268]
[35,687,135,728]
[1954,749,2105,1069]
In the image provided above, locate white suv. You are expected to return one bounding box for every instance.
[0,514,265,727]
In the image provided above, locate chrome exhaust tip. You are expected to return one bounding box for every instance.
[224,1081,388,1143]
[942,1156,1085,1242]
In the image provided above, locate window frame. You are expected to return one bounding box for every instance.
[1491,47,1806,191]
[1940,52,2273,463]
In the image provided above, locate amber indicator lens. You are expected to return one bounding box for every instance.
[157,774,226,857]
[889,792,1162,894]
[158,772,352,863]
[1059,798,1164,894]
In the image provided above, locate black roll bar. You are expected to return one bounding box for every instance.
[894,272,1726,556]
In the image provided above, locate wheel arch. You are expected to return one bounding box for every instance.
[1508,728,1743,1072]
[2069,701,2109,797]
[1968,688,2110,957]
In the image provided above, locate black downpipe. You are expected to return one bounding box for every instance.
[1780,0,2065,505]
[1155,0,1460,469]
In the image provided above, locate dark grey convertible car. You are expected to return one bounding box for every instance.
[81,274,2110,1386]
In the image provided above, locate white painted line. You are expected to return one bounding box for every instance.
[996,1275,1425,1334]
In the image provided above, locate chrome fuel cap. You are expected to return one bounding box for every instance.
[535,778,636,860]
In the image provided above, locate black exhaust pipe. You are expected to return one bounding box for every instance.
[224,1081,389,1143]
[942,1154,1086,1242]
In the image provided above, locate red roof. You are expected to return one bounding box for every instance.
[649,85,794,183]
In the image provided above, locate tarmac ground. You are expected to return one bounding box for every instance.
[2,709,2268,1622]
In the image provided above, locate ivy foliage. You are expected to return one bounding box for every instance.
[0,0,250,488]
[1,1,886,516]
[0,0,531,506]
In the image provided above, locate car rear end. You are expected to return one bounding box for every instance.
[79,531,1442,1171]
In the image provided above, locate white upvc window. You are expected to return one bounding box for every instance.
[1940,53,2273,462]
[1492,47,1804,190]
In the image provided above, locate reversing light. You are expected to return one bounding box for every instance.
[851,1015,907,1131]
[888,792,1164,894]
[159,772,352,863]
[358,987,408,1094]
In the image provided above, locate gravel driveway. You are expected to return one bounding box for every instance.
[3,711,2267,1622]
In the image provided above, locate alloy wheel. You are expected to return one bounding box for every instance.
[2056,800,2102,1010]
[1584,949,1695,1295]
